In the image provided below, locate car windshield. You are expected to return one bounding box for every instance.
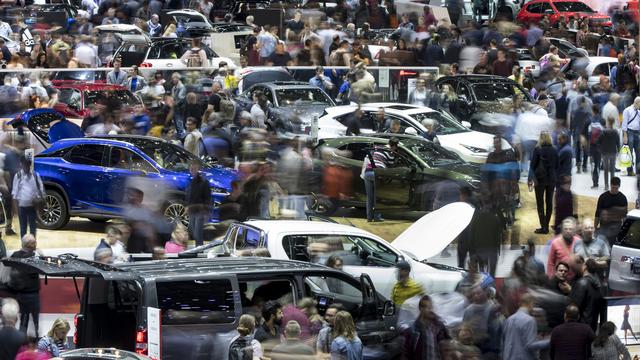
[275,88,333,107]
[409,111,468,135]
[403,139,463,166]
[472,82,525,102]
[124,138,202,171]
[53,71,104,82]
[85,90,141,109]
[554,2,594,12]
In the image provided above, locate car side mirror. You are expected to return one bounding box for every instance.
[461,121,471,128]
[383,300,395,316]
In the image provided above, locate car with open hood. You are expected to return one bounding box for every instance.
[8,109,236,229]
[516,0,612,27]
[314,135,481,214]
[185,201,473,299]
[2,256,399,360]
[318,103,509,164]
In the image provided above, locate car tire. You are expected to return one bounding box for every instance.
[37,189,70,230]
[163,199,189,228]
[309,194,338,216]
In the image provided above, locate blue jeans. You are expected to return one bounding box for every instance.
[573,131,588,169]
[521,139,537,174]
[188,212,207,247]
[364,170,376,221]
[627,129,640,173]
[18,206,37,239]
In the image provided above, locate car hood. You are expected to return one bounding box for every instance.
[439,131,510,152]
[392,202,474,260]
[273,105,328,123]
[200,166,236,191]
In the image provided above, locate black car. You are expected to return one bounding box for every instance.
[435,75,534,132]
[3,256,399,360]
[236,81,336,134]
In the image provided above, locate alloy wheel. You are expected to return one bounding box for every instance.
[164,202,189,227]
[40,194,62,226]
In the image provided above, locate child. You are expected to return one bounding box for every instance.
[165,223,189,253]
[94,225,127,263]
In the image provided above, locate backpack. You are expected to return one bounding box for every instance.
[186,48,204,67]
[589,121,603,145]
[228,335,253,360]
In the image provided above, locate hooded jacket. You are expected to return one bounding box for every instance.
[570,273,603,332]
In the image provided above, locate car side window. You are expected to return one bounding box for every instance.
[539,2,553,13]
[58,88,82,109]
[621,219,640,249]
[527,3,542,13]
[458,83,472,100]
[108,147,155,172]
[346,142,372,161]
[65,144,105,166]
[147,44,161,59]
[234,226,262,252]
[159,43,181,59]
[156,279,235,325]
[593,63,610,76]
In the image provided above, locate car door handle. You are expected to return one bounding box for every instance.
[59,169,69,174]
[166,63,173,67]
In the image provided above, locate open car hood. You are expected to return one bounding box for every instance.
[8,109,84,148]
[392,202,475,260]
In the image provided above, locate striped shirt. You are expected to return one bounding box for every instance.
[367,148,396,169]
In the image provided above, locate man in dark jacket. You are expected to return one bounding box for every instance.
[9,234,40,336]
[186,159,211,246]
[570,258,604,332]
[549,304,595,360]
[556,131,573,180]
[0,299,26,360]
[570,96,590,173]
[403,295,450,360]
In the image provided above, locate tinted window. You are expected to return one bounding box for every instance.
[409,111,467,135]
[554,1,594,12]
[157,279,235,325]
[233,226,262,251]
[123,138,200,171]
[539,2,553,12]
[275,88,333,107]
[238,279,295,307]
[108,147,155,172]
[472,82,520,101]
[58,88,82,109]
[65,144,104,166]
[527,3,542,13]
[593,63,610,76]
[117,43,149,66]
[84,90,141,109]
[620,219,640,249]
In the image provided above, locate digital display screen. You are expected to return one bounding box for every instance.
[606,296,640,352]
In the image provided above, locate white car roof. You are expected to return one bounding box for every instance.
[628,209,640,220]
[587,56,618,64]
[95,24,143,33]
[246,220,379,238]
[324,104,437,117]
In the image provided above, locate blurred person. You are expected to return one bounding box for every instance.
[548,261,572,296]
[147,14,161,37]
[330,311,363,360]
[468,203,503,277]
[573,218,610,280]
[349,69,375,103]
[10,234,40,336]
[257,25,278,63]
[170,73,187,136]
[185,159,210,246]
[123,187,161,253]
[163,23,177,38]
[549,304,595,360]
[229,314,263,360]
[240,162,271,219]
[152,246,165,260]
[457,254,496,299]
[93,246,113,264]
[15,337,48,360]
[528,131,558,234]
[523,239,545,283]
[588,106,605,188]
[181,38,207,68]
[95,225,127,263]
[265,41,293,66]
[553,175,576,234]
[571,96,591,174]
[73,35,97,68]
[255,300,283,345]
[462,286,502,357]
[556,131,573,181]
[132,104,150,135]
[402,295,449,360]
[547,217,580,281]
[298,297,325,336]
[12,156,44,238]
[183,117,202,156]
[600,117,620,189]
[620,305,638,344]
[317,303,344,354]
[0,299,26,359]
[570,258,604,331]
[80,104,104,132]
[361,137,398,222]
[106,58,127,86]
[124,65,147,94]
[88,114,121,135]
[391,260,424,306]
[309,66,333,92]
[516,103,554,176]
[164,223,188,253]
[591,321,631,359]
[622,97,640,176]
[385,119,403,134]
[281,302,313,341]
[271,320,315,360]
[595,176,628,245]
[492,49,513,77]
[502,294,549,360]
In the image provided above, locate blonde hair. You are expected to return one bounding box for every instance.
[163,23,177,37]
[237,314,256,336]
[47,318,70,339]
[333,311,357,341]
[537,131,552,147]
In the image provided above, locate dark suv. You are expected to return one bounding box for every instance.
[3,256,398,360]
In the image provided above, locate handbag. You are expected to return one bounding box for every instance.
[618,145,633,169]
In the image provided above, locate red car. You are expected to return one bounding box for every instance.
[52,83,143,119]
[516,0,612,27]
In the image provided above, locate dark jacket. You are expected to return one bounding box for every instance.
[557,143,573,179]
[598,128,620,156]
[185,173,211,214]
[529,144,558,185]
[0,326,27,360]
[402,317,450,360]
[570,273,603,332]
[9,249,40,293]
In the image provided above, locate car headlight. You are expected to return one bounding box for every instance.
[211,187,229,195]
[461,144,488,154]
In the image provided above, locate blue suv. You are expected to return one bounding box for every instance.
[10,109,236,230]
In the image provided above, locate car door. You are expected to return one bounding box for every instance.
[610,217,640,294]
[522,2,544,22]
[373,147,415,208]
[61,144,108,212]
[102,145,160,212]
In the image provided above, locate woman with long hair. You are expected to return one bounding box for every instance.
[37,318,70,356]
[527,131,558,234]
[330,311,363,360]
[622,305,638,344]
[592,321,631,359]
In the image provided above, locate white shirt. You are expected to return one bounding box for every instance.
[515,110,554,142]
[0,22,11,40]
[74,43,97,67]
[622,105,640,132]
[250,104,266,128]
[12,171,44,207]
[602,101,620,129]
[184,130,202,156]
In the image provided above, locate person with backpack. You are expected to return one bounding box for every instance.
[180,38,207,68]
[12,156,44,238]
[228,314,263,360]
[588,105,605,189]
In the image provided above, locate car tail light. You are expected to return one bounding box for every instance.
[139,62,153,68]
[73,314,78,345]
[399,70,417,76]
[136,328,148,355]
